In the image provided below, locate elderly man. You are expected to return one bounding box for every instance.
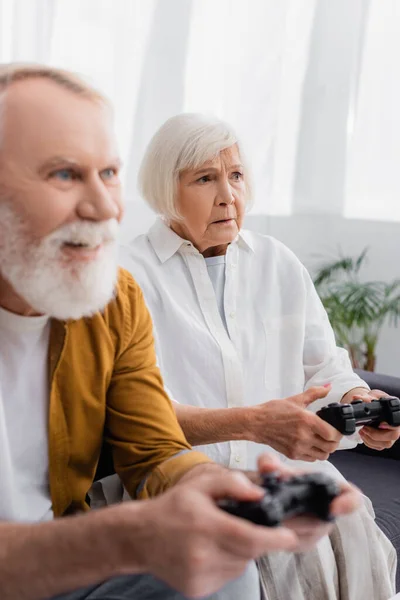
[0,64,361,600]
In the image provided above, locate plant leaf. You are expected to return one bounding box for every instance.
[354,247,369,274]
[314,257,355,288]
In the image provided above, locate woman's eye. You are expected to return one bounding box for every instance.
[197,175,211,184]
[232,171,243,181]
[51,169,77,181]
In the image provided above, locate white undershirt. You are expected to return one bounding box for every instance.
[205,255,228,333]
[0,306,53,522]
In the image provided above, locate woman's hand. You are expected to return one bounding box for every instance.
[341,387,400,450]
[246,386,342,461]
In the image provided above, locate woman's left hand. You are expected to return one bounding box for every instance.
[341,387,400,450]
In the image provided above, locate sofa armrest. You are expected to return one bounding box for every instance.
[351,369,400,460]
[354,369,400,398]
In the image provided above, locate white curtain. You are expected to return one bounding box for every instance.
[0,0,55,62]
[1,0,400,225]
[345,0,400,222]
[184,0,317,216]
[0,0,316,222]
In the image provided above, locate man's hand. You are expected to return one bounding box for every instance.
[123,454,361,598]
[341,387,400,451]
[126,461,298,599]
[247,386,342,461]
[257,454,361,552]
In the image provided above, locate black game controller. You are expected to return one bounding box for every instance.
[317,397,400,435]
[218,472,340,527]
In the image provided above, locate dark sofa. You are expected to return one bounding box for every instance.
[329,369,400,591]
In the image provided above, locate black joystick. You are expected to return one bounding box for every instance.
[218,472,340,527]
[317,397,400,435]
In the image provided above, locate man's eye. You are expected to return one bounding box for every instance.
[51,169,78,181]
[232,171,243,181]
[101,168,118,180]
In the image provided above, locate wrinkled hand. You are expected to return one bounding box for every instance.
[257,454,361,552]
[248,386,342,461]
[134,460,298,599]
[341,387,400,451]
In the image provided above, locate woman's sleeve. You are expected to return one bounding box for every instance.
[301,266,369,448]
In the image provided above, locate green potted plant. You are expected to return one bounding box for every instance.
[313,248,400,371]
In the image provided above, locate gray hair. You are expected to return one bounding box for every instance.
[0,62,109,105]
[138,113,253,220]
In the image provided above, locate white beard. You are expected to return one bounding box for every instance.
[0,203,120,320]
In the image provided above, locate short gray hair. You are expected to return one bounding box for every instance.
[0,62,109,106]
[138,113,253,220]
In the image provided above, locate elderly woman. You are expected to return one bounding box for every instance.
[121,113,398,600]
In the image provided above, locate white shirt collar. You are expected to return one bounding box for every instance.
[147,218,255,264]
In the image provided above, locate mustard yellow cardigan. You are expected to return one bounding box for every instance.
[47,268,211,517]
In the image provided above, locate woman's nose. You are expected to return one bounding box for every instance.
[216,181,235,205]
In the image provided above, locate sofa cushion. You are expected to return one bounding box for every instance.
[351,439,400,461]
[354,369,400,398]
[330,450,400,590]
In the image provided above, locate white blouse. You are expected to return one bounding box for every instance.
[120,219,368,470]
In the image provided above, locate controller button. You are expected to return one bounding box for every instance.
[389,398,400,407]
[344,421,356,433]
[328,402,341,407]
[351,400,364,405]
[342,406,353,414]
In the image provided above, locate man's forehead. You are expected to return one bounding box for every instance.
[0,78,117,163]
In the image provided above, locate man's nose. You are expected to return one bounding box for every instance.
[77,175,120,222]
